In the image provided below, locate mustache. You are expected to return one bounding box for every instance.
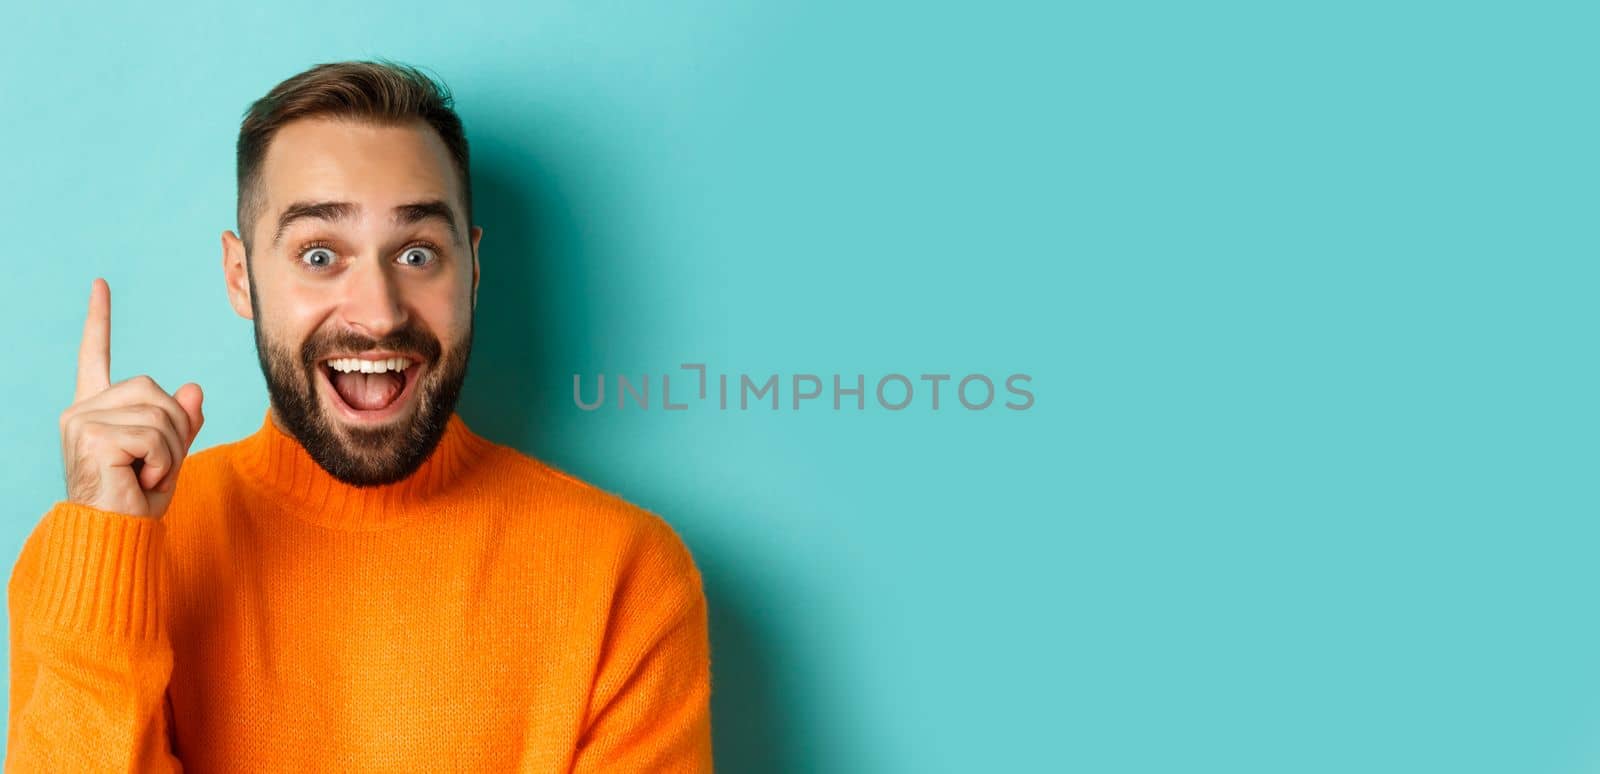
[298,323,443,369]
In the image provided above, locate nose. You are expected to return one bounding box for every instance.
[339,258,408,338]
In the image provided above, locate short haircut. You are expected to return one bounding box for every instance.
[235,59,471,255]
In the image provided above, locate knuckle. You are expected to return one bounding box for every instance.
[137,404,166,426]
[76,425,108,455]
[133,433,166,463]
[76,420,101,441]
[129,374,157,389]
[123,374,165,399]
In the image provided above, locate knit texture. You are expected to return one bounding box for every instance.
[6,410,713,772]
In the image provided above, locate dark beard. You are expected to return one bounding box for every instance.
[253,317,472,487]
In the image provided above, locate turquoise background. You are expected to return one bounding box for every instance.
[0,1,1594,771]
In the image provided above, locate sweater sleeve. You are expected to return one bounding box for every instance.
[572,519,714,773]
[5,502,183,772]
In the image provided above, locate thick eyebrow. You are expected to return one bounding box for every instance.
[273,200,357,247]
[271,199,462,247]
[393,199,462,244]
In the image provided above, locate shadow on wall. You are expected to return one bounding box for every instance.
[456,123,811,772]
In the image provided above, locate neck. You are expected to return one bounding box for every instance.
[232,407,491,529]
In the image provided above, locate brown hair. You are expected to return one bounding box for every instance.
[235,59,471,254]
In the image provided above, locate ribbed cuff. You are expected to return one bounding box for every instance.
[24,501,167,641]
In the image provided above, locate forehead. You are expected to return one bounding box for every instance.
[258,117,463,223]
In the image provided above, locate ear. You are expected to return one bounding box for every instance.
[469,225,483,309]
[221,230,254,320]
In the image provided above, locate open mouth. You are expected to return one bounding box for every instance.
[316,353,425,422]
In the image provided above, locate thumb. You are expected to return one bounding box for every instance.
[173,382,205,446]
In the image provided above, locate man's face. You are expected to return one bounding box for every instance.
[222,117,482,486]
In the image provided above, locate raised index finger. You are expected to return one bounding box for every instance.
[75,278,111,401]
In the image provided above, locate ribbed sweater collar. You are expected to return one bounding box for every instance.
[230,408,492,529]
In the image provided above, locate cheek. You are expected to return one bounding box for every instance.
[257,285,336,349]
[401,284,471,336]
[255,262,328,312]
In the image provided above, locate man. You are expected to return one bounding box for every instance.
[6,61,713,772]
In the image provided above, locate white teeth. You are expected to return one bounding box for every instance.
[327,357,411,374]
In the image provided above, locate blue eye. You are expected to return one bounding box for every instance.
[301,247,336,268]
[398,246,437,267]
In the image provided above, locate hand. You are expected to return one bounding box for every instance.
[58,278,205,518]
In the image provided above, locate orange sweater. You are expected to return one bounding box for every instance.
[5,410,713,772]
